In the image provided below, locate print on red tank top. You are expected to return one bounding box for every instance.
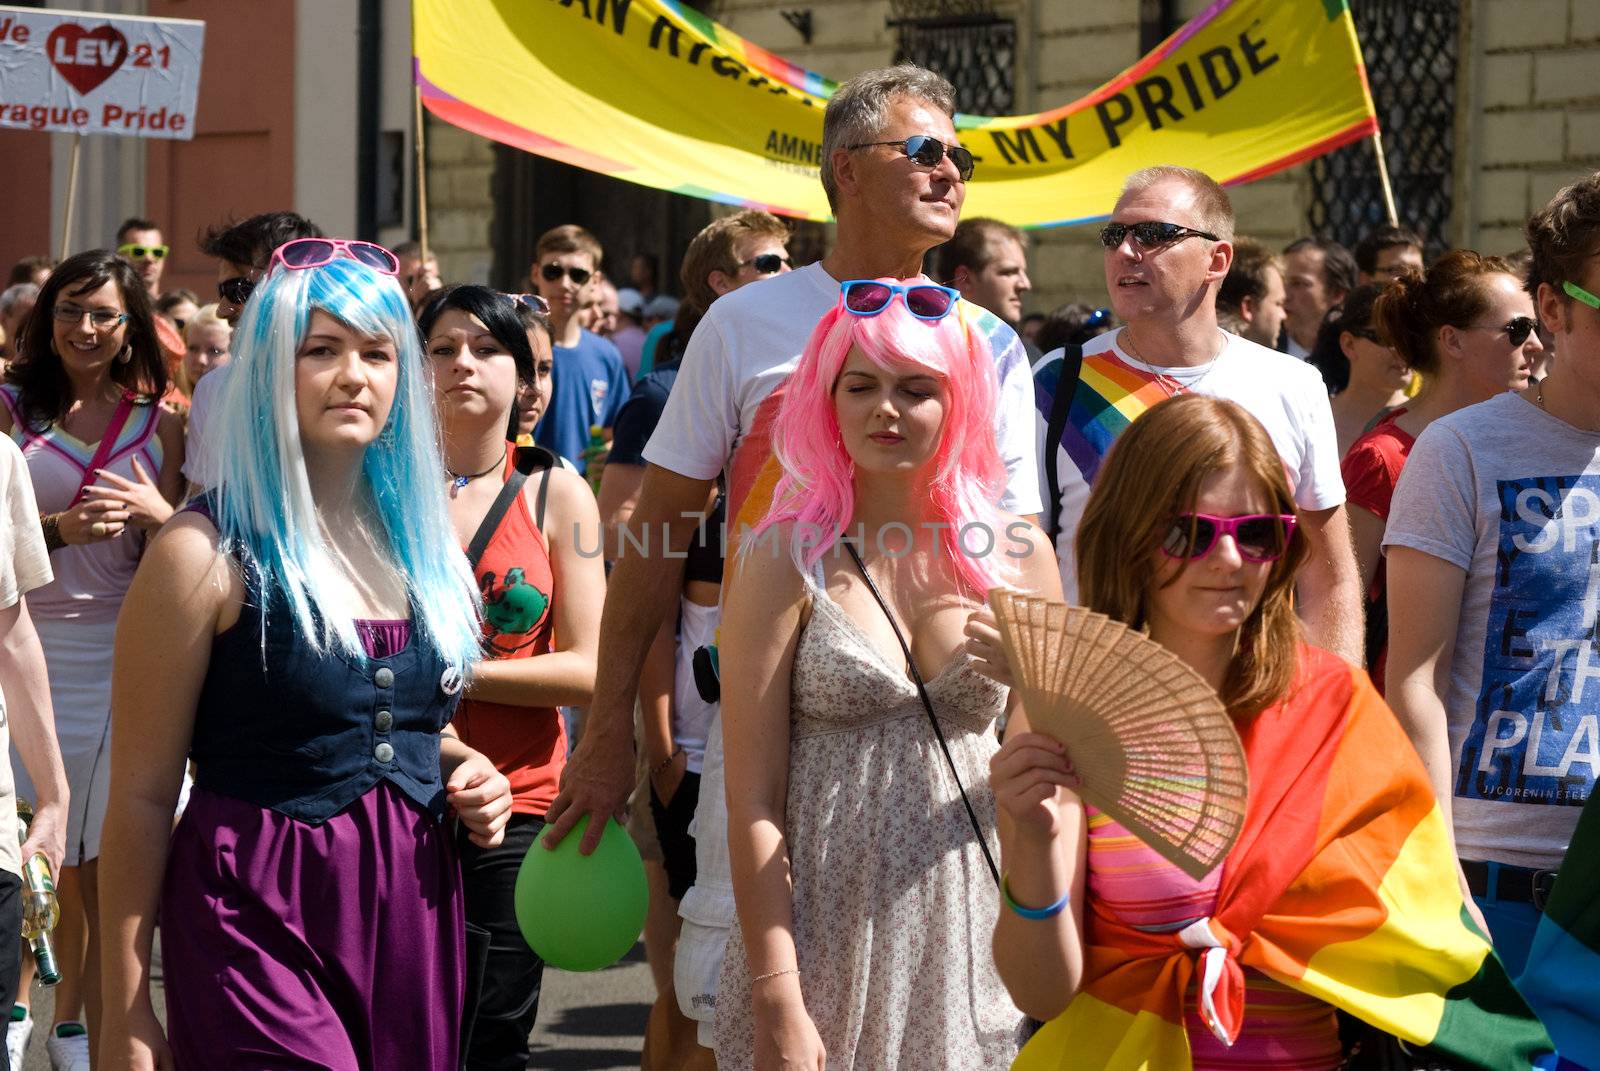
[455,454,565,816]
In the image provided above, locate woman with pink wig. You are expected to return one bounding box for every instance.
[714,280,1061,1070]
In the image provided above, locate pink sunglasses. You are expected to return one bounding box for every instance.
[1160,513,1297,563]
[269,238,400,276]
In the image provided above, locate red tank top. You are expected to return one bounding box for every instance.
[453,451,564,815]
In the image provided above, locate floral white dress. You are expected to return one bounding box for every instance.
[714,576,1024,1070]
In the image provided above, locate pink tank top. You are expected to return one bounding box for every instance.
[1086,807,1343,1069]
[1,386,163,623]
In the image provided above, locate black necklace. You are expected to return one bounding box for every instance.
[447,447,507,498]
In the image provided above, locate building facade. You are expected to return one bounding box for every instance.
[5,0,1598,315]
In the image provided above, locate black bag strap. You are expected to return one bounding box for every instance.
[466,469,528,571]
[1044,344,1085,546]
[842,542,1000,887]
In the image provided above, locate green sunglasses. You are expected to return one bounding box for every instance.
[1564,280,1600,309]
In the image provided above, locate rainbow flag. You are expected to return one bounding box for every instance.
[1034,348,1176,494]
[413,0,1377,227]
[1014,647,1557,1070]
[1519,795,1600,1067]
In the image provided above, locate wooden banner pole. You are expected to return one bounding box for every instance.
[1370,129,1399,228]
[59,133,84,262]
[414,87,430,263]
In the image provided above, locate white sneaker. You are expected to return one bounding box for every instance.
[5,1009,31,1069]
[45,1023,91,1071]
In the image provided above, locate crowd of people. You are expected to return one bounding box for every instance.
[0,59,1593,1071]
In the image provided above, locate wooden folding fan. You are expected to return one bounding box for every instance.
[989,590,1249,881]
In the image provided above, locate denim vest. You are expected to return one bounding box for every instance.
[190,566,463,825]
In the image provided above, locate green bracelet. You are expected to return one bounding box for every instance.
[1001,871,1070,920]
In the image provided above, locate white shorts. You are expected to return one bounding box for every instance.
[673,706,733,1046]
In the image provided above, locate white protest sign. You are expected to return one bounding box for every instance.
[0,5,204,140]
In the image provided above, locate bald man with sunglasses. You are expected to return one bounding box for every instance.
[1035,165,1363,664]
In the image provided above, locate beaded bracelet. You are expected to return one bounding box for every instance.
[1001,871,1070,920]
[751,967,800,984]
[651,745,685,777]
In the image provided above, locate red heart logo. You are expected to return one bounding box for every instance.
[46,23,128,97]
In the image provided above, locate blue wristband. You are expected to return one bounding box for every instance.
[1001,871,1070,920]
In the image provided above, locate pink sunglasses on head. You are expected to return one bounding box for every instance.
[269,238,400,277]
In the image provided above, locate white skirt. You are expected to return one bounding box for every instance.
[12,615,115,866]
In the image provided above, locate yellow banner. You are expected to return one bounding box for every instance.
[414,0,1376,227]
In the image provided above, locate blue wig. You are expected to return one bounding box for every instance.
[208,256,482,669]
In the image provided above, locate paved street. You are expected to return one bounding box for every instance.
[16,933,653,1070]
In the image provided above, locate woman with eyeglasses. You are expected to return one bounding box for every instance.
[420,285,604,1069]
[980,393,1550,1071]
[0,249,184,1063]
[1339,252,1541,694]
[99,241,512,1071]
[1385,175,1600,990]
[715,281,1052,1070]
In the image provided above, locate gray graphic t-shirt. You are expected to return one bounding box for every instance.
[1385,391,1600,869]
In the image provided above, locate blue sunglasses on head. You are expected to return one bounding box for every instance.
[840,280,961,322]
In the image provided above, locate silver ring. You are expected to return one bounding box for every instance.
[91,521,108,538]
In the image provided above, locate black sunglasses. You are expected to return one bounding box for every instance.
[1480,315,1538,348]
[218,276,255,306]
[506,292,551,314]
[744,253,791,275]
[1099,221,1220,249]
[540,262,592,286]
[1347,326,1382,344]
[848,135,976,182]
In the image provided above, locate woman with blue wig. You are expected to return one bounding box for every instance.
[97,241,512,1070]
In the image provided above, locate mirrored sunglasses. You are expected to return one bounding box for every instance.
[847,135,976,182]
[271,238,400,276]
[1099,221,1221,249]
[840,280,960,322]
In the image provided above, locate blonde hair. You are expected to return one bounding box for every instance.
[1119,165,1235,242]
[176,304,231,396]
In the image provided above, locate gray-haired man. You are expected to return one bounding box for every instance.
[540,63,1042,1047]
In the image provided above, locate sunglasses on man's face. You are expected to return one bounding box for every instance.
[1098,220,1221,249]
[540,262,592,286]
[1475,315,1538,348]
[118,243,169,261]
[1160,513,1297,564]
[847,135,976,182]
[218,277,255,307]
[743,253,792,275]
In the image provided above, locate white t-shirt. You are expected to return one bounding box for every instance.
[0,436,53,880]
[1384,391,1600,870]
[1038,328,1344,601]
[182,362,228,488]
[642,261,1043,520]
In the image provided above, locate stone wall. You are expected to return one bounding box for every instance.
[422,112,496,285]
[1458,0,1600,256]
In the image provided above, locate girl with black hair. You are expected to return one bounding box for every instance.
[420,286,605,1069]
[0,249,185,1063]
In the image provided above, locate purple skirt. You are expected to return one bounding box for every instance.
[162,782,465,1070]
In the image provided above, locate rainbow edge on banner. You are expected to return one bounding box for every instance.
[413,0,1378,228]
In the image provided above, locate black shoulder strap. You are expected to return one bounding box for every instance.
[842,542,1000,888]
[467,470,528,571]
[1044,344,1085,546]
[533,464,554,531]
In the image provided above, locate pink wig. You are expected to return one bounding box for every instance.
[752,286,1011,594]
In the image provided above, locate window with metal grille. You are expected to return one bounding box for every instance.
[889,0,1015,115]
[1308,0,1457,255]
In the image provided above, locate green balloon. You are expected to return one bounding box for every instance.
[514,815,647,971]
